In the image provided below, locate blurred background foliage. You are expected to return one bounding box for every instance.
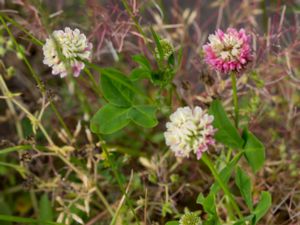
[0,0,299,224]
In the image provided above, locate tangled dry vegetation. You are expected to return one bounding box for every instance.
[0,0,299,225]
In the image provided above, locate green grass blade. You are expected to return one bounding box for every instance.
[0,215,65,225]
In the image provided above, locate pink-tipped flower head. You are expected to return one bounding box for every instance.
[203,28,252,74]
[164,106,216,160]
[43,27,93,78]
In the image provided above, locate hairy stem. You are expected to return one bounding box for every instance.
[99,137,140,225]
[121,0,148,44]
[0,15,73,140]
[202,153,243,219]
[230,72,239,128]
[84,68,102,97]
[95,188,115,217]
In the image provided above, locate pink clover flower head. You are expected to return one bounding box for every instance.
[164,106,216,160]
[203,28,252,74]
[43,27,93,78]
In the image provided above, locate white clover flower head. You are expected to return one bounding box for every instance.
[164,106,216,160]
[179,212,202,225]
[43,27,92,78]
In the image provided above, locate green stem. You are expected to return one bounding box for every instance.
[109,172,133,225]
[57,155,85,178]
[72,79,92,114]
[0,15,73,140]
[84,68,102,97]
[95,188,114,217]
[172,83,185,106]
[0,145,49,155]
[0,214,64,225]
[0,145,30,155]
[99,137,140,225]
[223,196,235,221]
[121,0,148,45]
[226,148,233,163]
[109,197,124,225]
[167,85,173,107]
[230,72,239,128]
[30,191,39,216]
[0,162,26,177]
[120,0,157,58]
[202,153,243,219]
[0,13,44,47]
[49,102,73,139]
[0,75,24,139]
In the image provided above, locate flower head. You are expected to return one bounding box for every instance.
[155,39,174,60]
[203,28,252,74]
[179,212,202,225]
[43,27,92,78]
[164,106,215,160]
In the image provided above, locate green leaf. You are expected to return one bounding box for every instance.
[90,104,158,134]
[203,216,221,225]
[21,117,33,138]
[130,68,151,81]
[150,27,163,61]
[162,202,173,217]
[128,105,158,128]
[210,152,244,195]
[101,69,134,107]
[235,167,253,210]
[132,55,151,70]
[88,65,150,101]
[209,100,244,149]
[0,162,27,178]
[0,199,12,225]
[176,46,183,70]
[150,71,164,84]
[242,128,265,173]
[38,194,53,225]
[90,104,130,134]
[198,193,220,225]
[167,53,175,67]
[165,221,179,225]
[0,215,63,225]
[197,193,217,216]
[233,215,254,225]
[252,191,272,224]
[0,145,32,156]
